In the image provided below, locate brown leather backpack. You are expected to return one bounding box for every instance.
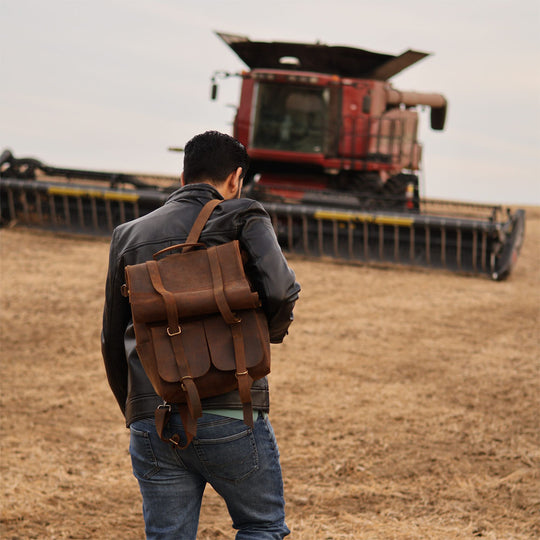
[123,199,270,448]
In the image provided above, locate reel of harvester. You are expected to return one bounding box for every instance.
[0,149,175,234]
[0,150,525,281]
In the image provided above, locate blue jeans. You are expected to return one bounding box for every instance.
[129,412,290,539]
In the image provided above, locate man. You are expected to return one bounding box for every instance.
[102,131,300,539]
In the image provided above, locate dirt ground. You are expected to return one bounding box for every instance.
[1,207,539,539]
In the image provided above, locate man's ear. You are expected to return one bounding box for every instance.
[224,167,243,199]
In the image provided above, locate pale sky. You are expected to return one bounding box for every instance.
[2,0,539,205]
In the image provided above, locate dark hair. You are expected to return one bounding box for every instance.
[183,131,249,185]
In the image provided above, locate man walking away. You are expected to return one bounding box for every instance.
[101,131,300,539]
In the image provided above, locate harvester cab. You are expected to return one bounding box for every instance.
[0,33,525,280]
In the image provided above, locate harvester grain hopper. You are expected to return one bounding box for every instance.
[0,33,525,280]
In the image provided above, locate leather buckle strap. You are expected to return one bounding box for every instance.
[207,246,241,324]
[146,260,180,335]
[230,322,254,428]
[169,333,203,420]
[155,404,178,446]
[154,404,194,450]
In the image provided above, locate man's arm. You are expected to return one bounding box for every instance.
[101,230,131,415]
[239,203,301,343]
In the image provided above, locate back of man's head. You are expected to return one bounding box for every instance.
[183,131,249,185]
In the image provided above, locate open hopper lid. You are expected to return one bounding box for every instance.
[216,32,430,81]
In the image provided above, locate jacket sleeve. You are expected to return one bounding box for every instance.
[101,229,132,415]
[238,203,301,343]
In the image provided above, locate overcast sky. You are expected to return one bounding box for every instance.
[2,0,539,205]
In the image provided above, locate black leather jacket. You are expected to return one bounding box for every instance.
[101,183,300,426]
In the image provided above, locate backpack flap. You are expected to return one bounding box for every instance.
[204,310,270,376]
[125,241,260,324]
[151,320,211,382]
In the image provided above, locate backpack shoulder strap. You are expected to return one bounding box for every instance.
[184,199,222,247]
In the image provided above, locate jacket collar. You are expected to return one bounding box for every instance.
[166,183,224,204]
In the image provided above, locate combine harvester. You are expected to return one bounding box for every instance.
[0,33,525,280]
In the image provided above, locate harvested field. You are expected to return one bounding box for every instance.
[1,207,539,539]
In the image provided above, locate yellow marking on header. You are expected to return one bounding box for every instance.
[314,210,414,227]
[48,186,139,202]
[104,192,139,202]
[373,215,414,227]
[48,186,93,197]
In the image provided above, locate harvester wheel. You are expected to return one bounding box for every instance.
[383,173,419,210]
[383,174,408,195]
[348,172,383,209]
[352,172,383,194]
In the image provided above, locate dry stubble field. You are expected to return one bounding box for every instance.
[1,207,539,539]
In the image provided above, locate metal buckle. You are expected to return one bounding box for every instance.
[167,325,181,336]
[180,375,193,391]
[168,434,181,447]
[157,402,171,412]
[235,370,248,379]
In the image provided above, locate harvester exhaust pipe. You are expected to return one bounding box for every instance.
[386,89,447,130]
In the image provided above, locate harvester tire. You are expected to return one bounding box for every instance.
[384,174,408,195]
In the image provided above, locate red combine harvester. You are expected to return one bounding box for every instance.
[0,33,525,280]
[212,32,447,211]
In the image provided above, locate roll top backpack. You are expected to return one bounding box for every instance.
[122,199,270,448]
